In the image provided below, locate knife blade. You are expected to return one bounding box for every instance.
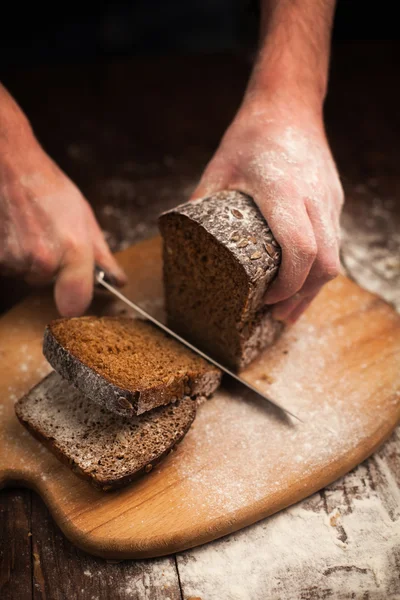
[94,266,304,425]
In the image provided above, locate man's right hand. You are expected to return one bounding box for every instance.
[0,84,126,316]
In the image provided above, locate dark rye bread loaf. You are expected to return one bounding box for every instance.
[159,191,284,371]
[43,317,221,418]
[15,372,196,491]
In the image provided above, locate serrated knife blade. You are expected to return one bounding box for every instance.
[94,266,305,426]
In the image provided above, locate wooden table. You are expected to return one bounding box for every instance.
[1,43,399,599]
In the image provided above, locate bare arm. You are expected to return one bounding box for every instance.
[0,83,126,316]
[193,0,343,323]
[253,0,336,107]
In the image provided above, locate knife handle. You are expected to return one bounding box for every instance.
[94,264,119,288]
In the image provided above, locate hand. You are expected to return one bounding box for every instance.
[192,97,344,323]
[0,92,126,316]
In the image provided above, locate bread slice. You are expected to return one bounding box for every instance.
[15,372,197,491]
[159,191,284,371]
[43,317,221,418]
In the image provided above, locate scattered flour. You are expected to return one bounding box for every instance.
[341,191,400,311]
[164,290,400,518]
[120,562,178,598]
[177,432,400,599]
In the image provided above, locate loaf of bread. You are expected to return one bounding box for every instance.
[43,317,221,418]
[15,372,197,491]
[159,191,283,371]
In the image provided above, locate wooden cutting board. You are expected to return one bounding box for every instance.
[1,237,399,559]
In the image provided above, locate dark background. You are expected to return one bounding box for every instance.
[0,0,398,68]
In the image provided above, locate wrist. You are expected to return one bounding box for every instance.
[247,68,327,117]
[245,40,328,118]
[0,84,34,146]
[236,88,325,134]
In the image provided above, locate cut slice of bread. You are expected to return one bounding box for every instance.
[43,317,221,418]
[15,372,197,491]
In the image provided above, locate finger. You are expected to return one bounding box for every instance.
[190,157,234,201]
[0,235,57,284]
[304,200,341,284]
[261,194,317,305]
[272,285,320,322]
[330,206,341,247]
[92,230,128,287]
[272,293,305,323]
[85,203,127,286]
[273,245,340,324]
[286,292,319,324]
[24,239,59,285]
[272,239,339,323]
[54,244,94,317]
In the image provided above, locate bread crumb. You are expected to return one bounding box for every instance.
[260,373,275,384]
[329,509,341,527]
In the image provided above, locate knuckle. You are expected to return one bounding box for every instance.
[319,255,340,282]
[64,235,85,256]
[338,183,345,203]
[17,243,34,270]
[334,178,345,206]
[0,243,9,263]
[335,186,345,209]
[0,246,25,273]
[296,236,318,262]
[29,239,57,275]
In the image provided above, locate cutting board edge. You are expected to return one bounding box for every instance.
[5,411,397,560]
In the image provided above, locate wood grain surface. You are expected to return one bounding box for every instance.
[177,429,400,599]
[0,236,399,559]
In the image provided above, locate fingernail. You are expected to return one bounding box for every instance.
[272,312,285,322]
[272,308,297,325]
[286,315,299,325]
[276,319,289,327]
[271,306,290,323]
[114,266,128,285]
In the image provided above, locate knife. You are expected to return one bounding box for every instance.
[94,265,304,425]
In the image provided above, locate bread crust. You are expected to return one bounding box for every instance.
[15,372,197,492]
[43,318,221,417]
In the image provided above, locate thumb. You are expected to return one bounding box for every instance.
[190,158,233,201]
[54,245,94,317]
[85,204,127,286]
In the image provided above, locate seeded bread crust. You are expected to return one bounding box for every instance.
[43,318,221,418]
[159,191,284,370]
[15,372,197,491]
[173,192,281,297]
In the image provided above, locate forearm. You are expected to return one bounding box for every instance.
[0,83,33,144]
[247,0,337,113]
